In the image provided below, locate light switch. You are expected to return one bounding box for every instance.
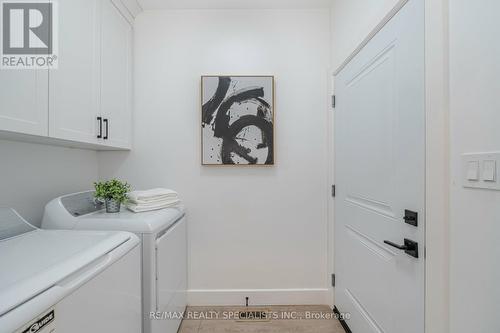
[467,161,480,181]
[463,152,500,190]
[483,160,496,182]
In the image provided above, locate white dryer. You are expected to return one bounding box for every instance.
[41,191,188,333]
[0,208,142,333]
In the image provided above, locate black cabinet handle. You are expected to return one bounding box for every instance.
[97,117,102,138]
[103,119,109,140]
[384,239,419,258]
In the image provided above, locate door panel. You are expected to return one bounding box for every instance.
[156,217,187,313]
[100,0,132,149]
[334,1,425,332]
[49,0,100,144]
[0,70,48,136]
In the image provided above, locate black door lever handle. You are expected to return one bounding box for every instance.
[384,240,408,250]
[384,239,419,258]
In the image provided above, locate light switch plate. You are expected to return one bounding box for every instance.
[462,152,500,190]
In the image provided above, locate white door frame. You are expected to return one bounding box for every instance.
[328,1,450,332]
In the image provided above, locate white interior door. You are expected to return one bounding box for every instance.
[334,1,425,332]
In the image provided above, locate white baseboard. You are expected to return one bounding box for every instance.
[187,288,330,306]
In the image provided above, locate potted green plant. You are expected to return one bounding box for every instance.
[94,179,131,213]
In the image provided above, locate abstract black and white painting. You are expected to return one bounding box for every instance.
[201,76,274,165]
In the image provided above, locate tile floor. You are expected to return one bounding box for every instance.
[178,305,346,333]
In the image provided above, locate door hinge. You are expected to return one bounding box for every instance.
[331,95,336,109]
[331,185,336,198]
[331,274,336,287]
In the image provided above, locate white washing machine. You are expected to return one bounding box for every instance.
[0,208,142,333]
[41,191,188,333]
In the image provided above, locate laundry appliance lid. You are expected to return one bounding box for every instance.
[0,208,138,317]
[42,191,185,234]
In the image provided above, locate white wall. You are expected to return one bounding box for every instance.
[98,9,331,305]
[449,1,500,331]
[330,0,401,71]
[0,140,99,226]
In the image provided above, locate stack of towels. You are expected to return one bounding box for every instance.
[126,188,181,213]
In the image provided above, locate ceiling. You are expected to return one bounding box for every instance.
[137,0,332,10]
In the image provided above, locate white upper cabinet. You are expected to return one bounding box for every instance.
[0,0,139,150]
[49,0,101,145]
[100,0,133,149]
[0,70,48,136]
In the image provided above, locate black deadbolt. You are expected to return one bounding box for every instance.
[403,210,418,227]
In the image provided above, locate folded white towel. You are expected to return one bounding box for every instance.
[128,188,178,204]
[128,197,174,205]
[126,188,181,213]
[127,198,181,213]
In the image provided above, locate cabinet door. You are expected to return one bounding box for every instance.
[0,70,48,136]
[100,0,132,149]
[49,0,100,144]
